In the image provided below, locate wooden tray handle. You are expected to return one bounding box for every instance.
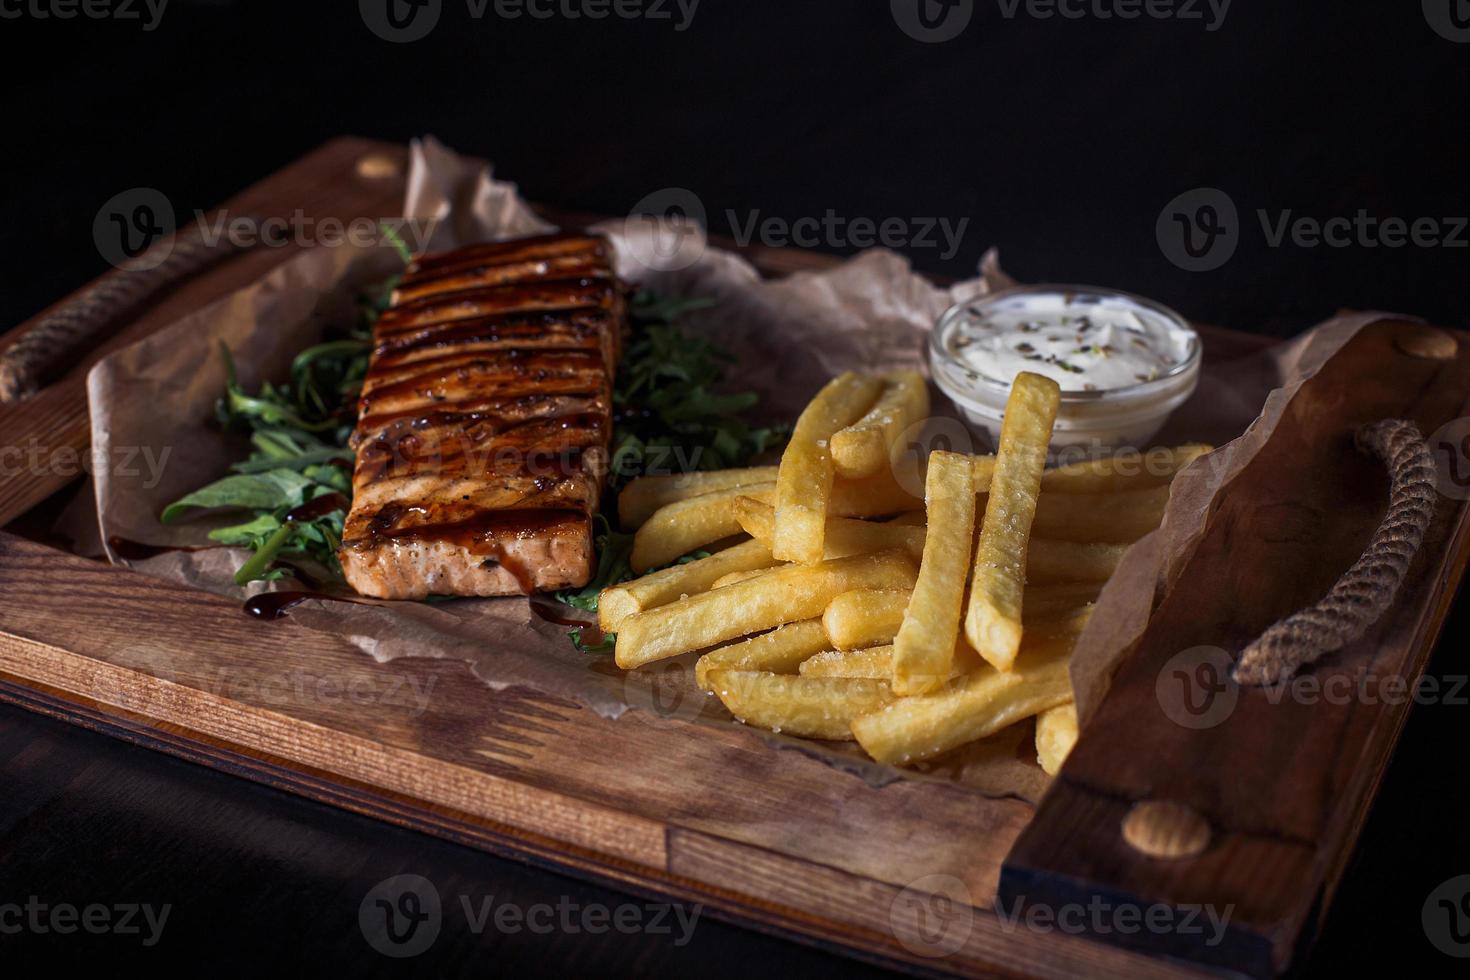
[1232,419,1435,686]
[0,218,255,404]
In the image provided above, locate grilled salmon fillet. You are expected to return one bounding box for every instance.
[338,232,624,600]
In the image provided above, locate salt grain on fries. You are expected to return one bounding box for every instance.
[706,670,895,741]
[892,450,977,695]
[600,365,1212,773]
[695,619,831,692]
[830,369,930,480]
[1035,701,1079,775]
[772,373,885,565]
[619,465,778,529]
[966,371,1061,671]
[614,549,918,669]
[599,538,774,633]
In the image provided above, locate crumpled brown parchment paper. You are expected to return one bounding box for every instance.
[81,137,1399,800]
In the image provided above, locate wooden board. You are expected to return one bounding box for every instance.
[1,138,1455,977]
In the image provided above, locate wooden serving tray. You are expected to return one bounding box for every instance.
[1,138,1463,978]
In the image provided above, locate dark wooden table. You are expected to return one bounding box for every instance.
[3,2,1469,975]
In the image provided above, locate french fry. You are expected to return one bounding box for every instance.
[599,538,774,632]
[965,372,1060,671]
[630,485,760,572]
[615,549,918,669]
[851,631,1075,765]
[736,498,925,562]
[822,588,911,649]
[773,373,885,564]
[1035,702,1079,775]
[893,451,977,695]
[1038,444,1211,495]
[801,640,983,680]
[1025,539,1129,585]
[1023,583,1105,623]
[1032,484,1171,543]
[830,370,930,479]
[695,619,829,692]
[707,670,895,741]
[971,445,1211,495]
[712,566,782,590]
[618,465,778,528]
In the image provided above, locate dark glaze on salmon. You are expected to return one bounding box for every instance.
[338,232,624,600]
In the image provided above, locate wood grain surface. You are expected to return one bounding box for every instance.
[3,137,1457,978]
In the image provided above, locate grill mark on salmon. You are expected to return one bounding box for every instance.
[339,231,623,600]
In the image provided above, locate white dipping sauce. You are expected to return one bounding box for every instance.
[941,291,1195,392]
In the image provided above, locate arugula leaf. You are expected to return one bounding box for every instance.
[161,470,315,523]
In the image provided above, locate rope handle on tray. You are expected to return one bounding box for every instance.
[1232,419,1436,686]
[0,219,255,405]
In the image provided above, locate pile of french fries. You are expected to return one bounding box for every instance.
[600,368,1209,774]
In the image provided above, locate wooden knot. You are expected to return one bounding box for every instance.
[1122,801,1211,859]
[1395,325,1457,361]
[355,152,403,180]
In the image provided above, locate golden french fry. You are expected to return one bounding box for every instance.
[599,538,774,632]
[736,498,925,562]
[822,588,912,649]
[801,640,983,680]
[1035,701,1079,775]
[893,451,977,695]
[1023,583,1105,623]
[707,670,895,741]
[630,485,760,572]
[851,631,1075,765]
[618,465,778,528]
[695,619,829,692]
[712,566,781,590]
[773,373,885,565]
[615,549,918,669]
[830,370,930,480]
[966,372,1060,670]
[1032,485,1170,543]
[1039,444,1211,494]
[1025,539,1130,585]
[972,445,1211,495]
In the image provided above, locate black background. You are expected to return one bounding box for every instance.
[3,0,1470,975]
